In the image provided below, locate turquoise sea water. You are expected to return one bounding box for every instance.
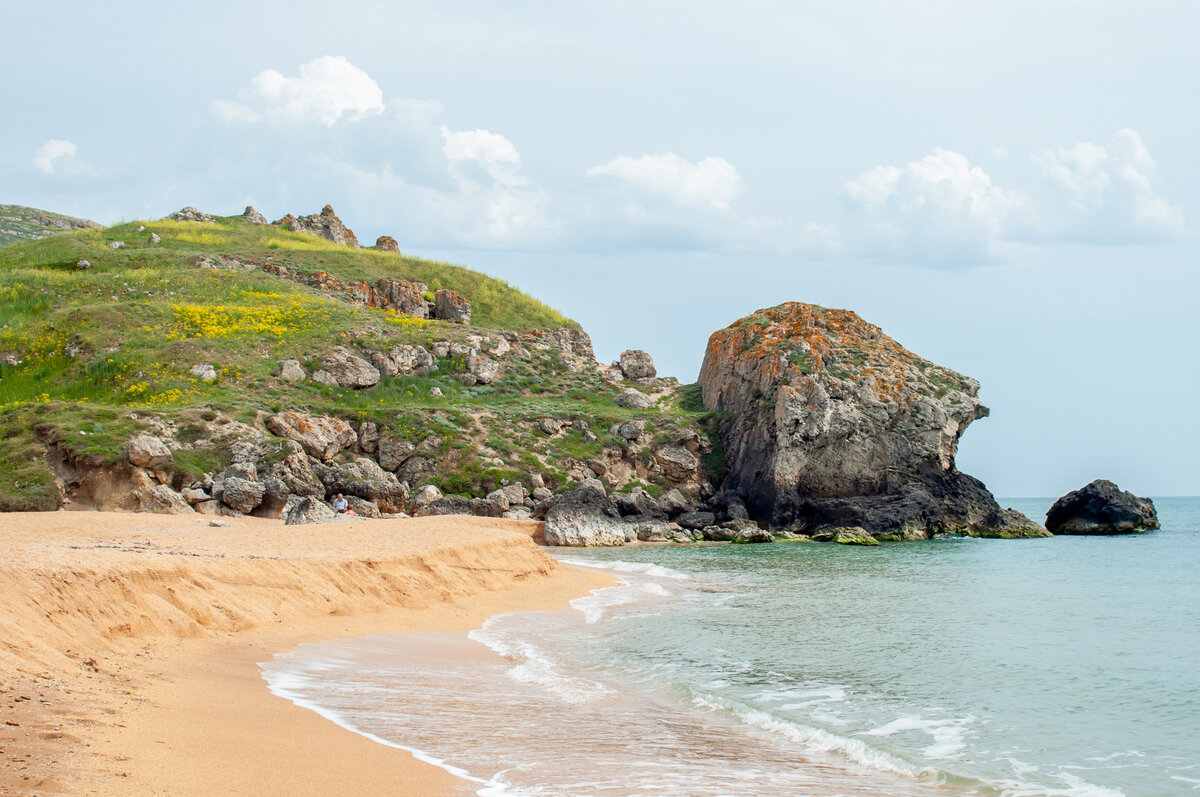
[263,498,1200,796]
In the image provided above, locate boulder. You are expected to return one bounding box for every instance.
[288,204,359,247]
[358,421,379,454]
[109,241,124,249]
[320,458,407,509]
[377,436,416,472]
[376,280,428,318]
[242,206,268,224]
[829,527,880,546]
[168,206,214,223]
[190,363,218,383]
[217,476,265,514]
[136,485,193,515]
[613,487,664,518]
[699,302,1026,538]
[284,495,338,525]
[676,511,716,530]
[318,347,380,389]
[652,444,699,481]
[618,349,657,380]
[148,232,161,244]
[543,484,630,546]
[279,360,306,382]
[409,484,443,512]
[467,354,500,384]
[252,477,291,519]
[124,435,173,469]
[345,496,382,518]
[659,488,689,516]
[375,235,400,252]
[266,411,356,461]
[615,420,646,442]
[614,388,655,409]
[433,289,471,323]
[258,440,325,497]
[1046,480,1160,535]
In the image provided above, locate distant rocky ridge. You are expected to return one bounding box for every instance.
[698,302,1044,540]
[0,204,100,247]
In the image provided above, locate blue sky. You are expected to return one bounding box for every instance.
[4,1,1196,496]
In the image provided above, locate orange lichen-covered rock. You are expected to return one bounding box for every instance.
[375,235,400,252]
[699,302,1041,538]
[433,289,471,323]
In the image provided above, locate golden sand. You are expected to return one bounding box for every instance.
[0,512,613,795]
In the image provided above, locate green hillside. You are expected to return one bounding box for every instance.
[0,209,716,513]
[0,204,99,247]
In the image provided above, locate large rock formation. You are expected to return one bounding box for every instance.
[274,204,359,247]
[699,302,1041,539]
[1046,479,1159,534]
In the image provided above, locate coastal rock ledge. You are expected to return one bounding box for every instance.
[1045,479,1160,534]
[698,302,1044,540]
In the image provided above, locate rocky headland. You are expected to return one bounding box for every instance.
[697,302,1044,540]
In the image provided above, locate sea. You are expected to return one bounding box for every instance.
[261,497,1200,796]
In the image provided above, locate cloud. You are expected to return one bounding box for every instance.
[32,139,77,174]
[843,148,1027,264]
[441,126,526,187]
[438,126,550,240]
[587,152,743,211]
[840,130,1183,265]
[1034,128,1183,242]
[210,55,384,126]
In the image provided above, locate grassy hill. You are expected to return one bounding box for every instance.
[0,208,717,513]
[0,204,99,247]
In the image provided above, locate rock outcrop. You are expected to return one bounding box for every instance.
[1046,480,1160,534]
[699,302,1040,539]
[266,411,356,461]
[168,206,214,223]
[618,349,657,380]
[274,204,359,247]
[242,206,268,225]
[434,289,471,323]
[543,483,631,546]
[375,235,400,252]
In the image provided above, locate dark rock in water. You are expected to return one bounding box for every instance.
[543,484,629,546]
[1046,480,1159,535]
[699,302,1038,539]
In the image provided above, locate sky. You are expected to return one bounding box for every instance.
[3,0,1197,496]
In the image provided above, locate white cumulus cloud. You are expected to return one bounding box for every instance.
[438,125,550,240]
[1034,128,1183,242]
[587,152,743,211]
[843,148,1027,264]
[210,55,384,126]
[32,139,77,174]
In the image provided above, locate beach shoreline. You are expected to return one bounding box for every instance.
[0,511,614,795]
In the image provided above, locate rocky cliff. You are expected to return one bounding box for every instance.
[699,302,1042,539]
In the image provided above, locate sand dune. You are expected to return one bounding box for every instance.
[0,512,611,794]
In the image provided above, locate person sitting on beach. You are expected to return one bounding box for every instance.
[331,493,356,516]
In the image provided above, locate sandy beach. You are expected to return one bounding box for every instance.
[0,512,613,795]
